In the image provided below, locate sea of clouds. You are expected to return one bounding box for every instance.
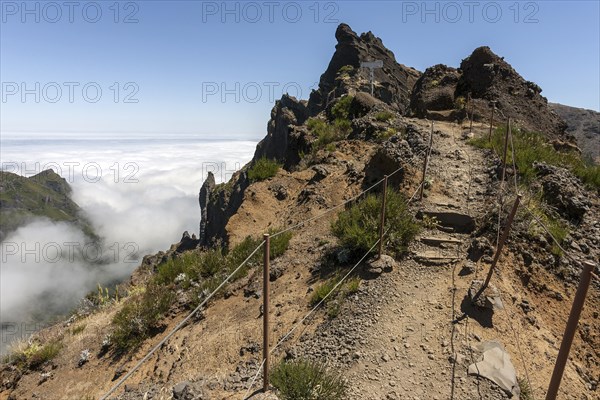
[0,133,256,352]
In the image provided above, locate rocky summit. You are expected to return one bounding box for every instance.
[2,23,598,400]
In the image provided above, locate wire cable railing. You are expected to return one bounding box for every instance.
[99,122,488,400]
[100,241,265,400]
[243,233,386,399]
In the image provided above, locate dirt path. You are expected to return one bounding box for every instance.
[291,119,595,400]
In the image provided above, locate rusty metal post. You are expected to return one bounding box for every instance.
[468,93,474,133]
[419,122,434,200]
[545,261,596,400]
[488,104,495,141]
[262,234,270,392]
[378,175,388,259]
[480,195,521,292]
[500,118,511,186]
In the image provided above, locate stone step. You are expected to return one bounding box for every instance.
[417,210,476,234]
[420,236,463,246]
[413,251,461,265]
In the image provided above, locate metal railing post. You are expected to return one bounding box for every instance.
[479,194,521,294]
[419,122,434,201]
[545,261,596,399]
[262,234,270,392]
[378,175,388,259]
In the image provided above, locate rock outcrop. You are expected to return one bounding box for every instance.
[534,162,591,221]
[198,169,249,247]
[198,171,215,245]
[549,103,600,163]
[456,46,567,137]
[409,47,570,139]
[410,64,461,120]
[307,23,421,116]
[253,94,310,170]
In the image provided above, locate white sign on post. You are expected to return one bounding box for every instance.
[360,60,384,96]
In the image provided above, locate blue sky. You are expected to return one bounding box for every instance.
[1,0,599,138]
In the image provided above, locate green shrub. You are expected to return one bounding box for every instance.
[223,229,292,281]
[307,118,347,150]
[345,277,361,295]
[271,359,348,400]
[521,199,569,256]
[310,273,361,319]
[518,377,534,400]
[469,127,599,189]
[376,127,396,141]
[336,65,354,79]
[248,157,281,182]
[71,324,86,335]
[331,95,353,121]
[8,340,63,369]
[111,283,174,352]
[310,277,339,306]
[332,189,419,257]
[374,111,394,122]
[454,96,466,110]
[225,236,263,278]
[113,228,292,352]
[155,251,202,286]
[27,341,62,369]
[268,228,293,259]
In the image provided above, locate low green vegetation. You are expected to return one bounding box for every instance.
[111,283,174,352]
[310,273,361,319]
[374,111,394,122]
[71,324,86,335]
[454,96,466,110]
[307,118,351,151]
[518,377,534,400]
[520,197,569,256]
[270,358,348,400]
[332,188,420,257]
[7,339,62,370]
[111,228,293,353]
[85,284,120,307]
[248,157,281,182]
[469,126,600,189]
[331,95,353,121]
[376,127,397,141]
[336,65,354,79]
[307,95,354,152]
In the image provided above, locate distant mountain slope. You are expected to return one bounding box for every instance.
[550,103,600,163]
[0,169,94,240]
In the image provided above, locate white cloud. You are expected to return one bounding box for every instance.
[0,133,256,351]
